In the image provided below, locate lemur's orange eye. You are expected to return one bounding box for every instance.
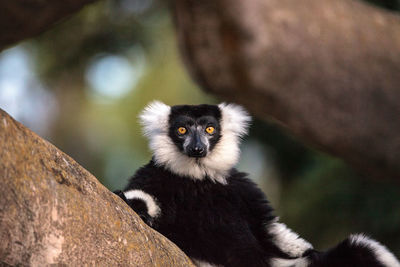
[178,127,187,135]
[206,126,215,134]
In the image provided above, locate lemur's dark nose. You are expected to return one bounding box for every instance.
[191,146,204,154]
[188,145,206,157]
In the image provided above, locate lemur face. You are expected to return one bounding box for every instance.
[168,105,222,158]
[139,101,251,183]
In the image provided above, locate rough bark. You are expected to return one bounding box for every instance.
[0,0,98,51]
[0,109,194,266]
[172,0,400,179]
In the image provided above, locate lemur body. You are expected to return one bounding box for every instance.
[115,101,399,267]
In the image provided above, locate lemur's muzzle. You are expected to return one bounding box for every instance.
[188,146,206,157]
[187,131,207,158]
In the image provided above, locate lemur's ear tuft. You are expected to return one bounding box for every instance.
[218,103,252,138]
[139,101,171,137]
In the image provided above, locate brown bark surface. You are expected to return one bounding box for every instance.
[0,109,194,266]
[172,0,400,179]
[0,0,98,51]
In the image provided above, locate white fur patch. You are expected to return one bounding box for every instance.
[139,101,251,184]
[139,100,171,139]
[192,259,222,267]
[267,222,313,257]
[349,234,400,267]
[270,257,309,267]
[124,189,161,218]
[217,103,251,138]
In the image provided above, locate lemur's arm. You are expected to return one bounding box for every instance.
[113,190,128,202]
[233,177,400,267]
[113,189,160,226]
[230,173,314,259]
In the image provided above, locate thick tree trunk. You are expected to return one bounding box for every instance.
[0,109,194,266]
[172,0,400,179]
[0,0,98,51]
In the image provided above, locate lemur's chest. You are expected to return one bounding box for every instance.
[148,175,246,230]
[148,176,253,258]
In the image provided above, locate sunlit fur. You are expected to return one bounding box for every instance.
[139,101,251,184]
[268,221,313,257]
[270,257,309,267]
[123,189,160,218]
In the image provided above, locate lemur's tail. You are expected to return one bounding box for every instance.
[270,234,400,267]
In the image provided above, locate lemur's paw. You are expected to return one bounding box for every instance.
[113,190,128,202]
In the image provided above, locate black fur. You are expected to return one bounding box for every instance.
[308,238,387,267]
[116,161,397,267]
[122,160,287,266]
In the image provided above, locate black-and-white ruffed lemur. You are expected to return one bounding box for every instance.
[114,101,400,267]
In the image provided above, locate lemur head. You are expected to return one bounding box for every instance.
[168,104,222,158]
[140,101,251,184]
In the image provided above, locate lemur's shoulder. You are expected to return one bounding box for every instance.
[226,168,255,185]
[227,169,276,221]
[227,169,268,199]
[125,160,169,189]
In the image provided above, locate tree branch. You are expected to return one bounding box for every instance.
[0,0,98,51]
[172,0,400,179]
[0,109,194,266]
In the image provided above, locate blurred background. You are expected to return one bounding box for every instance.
[0,0,399,253]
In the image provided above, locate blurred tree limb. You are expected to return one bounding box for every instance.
[0,109,194,266]
[0,0,399,181]
[0,0,98,51]
[172,0,400,179]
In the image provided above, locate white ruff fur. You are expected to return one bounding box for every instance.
[124,189,161,218]
[139,101,251,184]
[267,222,313,257]
[349,234,400,267]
